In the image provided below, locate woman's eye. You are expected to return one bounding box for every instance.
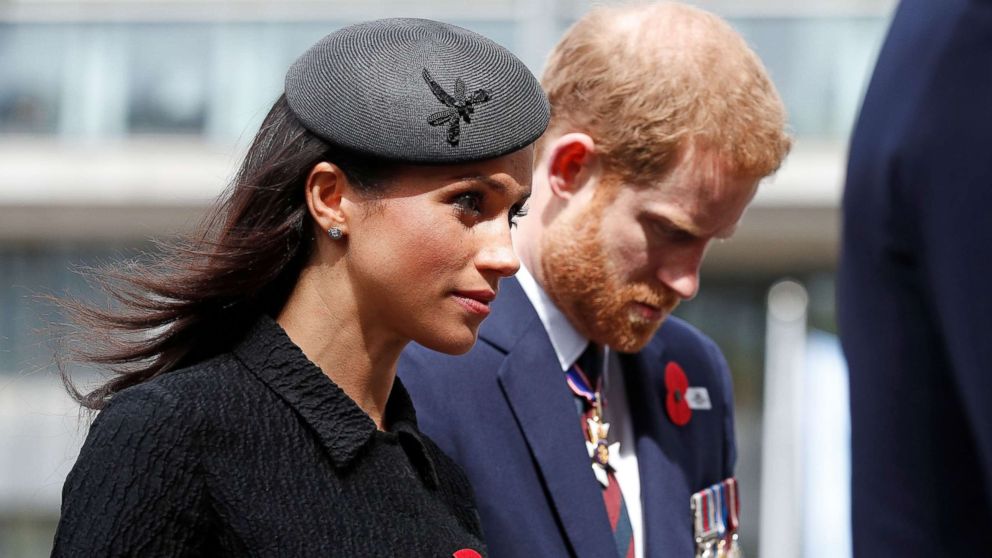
[453,192,484,216]
[509,204,529,227]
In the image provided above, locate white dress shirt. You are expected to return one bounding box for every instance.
[515,265,644,558]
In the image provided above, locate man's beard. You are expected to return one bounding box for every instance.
[540,193,679,353]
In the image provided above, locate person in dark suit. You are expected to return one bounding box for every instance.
[51,19,550,557]
[838,0,992,555]
[399,4,791,557]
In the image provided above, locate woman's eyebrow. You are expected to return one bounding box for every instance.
[454,175,508,195]
[454,174,531,203]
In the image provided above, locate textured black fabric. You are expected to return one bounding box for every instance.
[52,315,487,557]
[285,18,550,163]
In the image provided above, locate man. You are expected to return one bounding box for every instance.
[838,0,992,555]
[399,3,790,557]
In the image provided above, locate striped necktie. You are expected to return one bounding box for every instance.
[568,343,636,558]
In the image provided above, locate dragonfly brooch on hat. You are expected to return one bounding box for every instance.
[423,69,492,146]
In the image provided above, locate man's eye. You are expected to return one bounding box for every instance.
[652,221,694,242]
[453,192,484,215]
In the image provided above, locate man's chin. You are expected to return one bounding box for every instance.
[593,314,668,353]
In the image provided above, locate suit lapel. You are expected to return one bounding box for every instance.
[483,278,618,558]
[622,342,696,558]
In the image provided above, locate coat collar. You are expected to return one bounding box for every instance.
[483,278,620,558]
[232,314,438,486]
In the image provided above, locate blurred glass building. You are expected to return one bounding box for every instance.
[0,0,895,555]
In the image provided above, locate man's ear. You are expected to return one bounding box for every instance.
[545,132,598,200]
[304,162,351,236]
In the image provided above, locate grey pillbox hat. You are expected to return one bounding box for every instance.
[285,18,550,164]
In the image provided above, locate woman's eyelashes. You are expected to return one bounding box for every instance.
[450,189,528,227]
[452,191,484,219]
[509,203,529,227]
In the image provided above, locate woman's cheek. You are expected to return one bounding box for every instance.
[388,209,467,277]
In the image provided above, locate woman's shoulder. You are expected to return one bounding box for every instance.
[72,352,255,486]
[122,351,247,398]
[94,352,251,431]
[56,361,232,556]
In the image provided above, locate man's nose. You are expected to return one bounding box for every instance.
[656,246,705,300]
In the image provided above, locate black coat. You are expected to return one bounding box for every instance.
[838,0,992,555]
[51,315,487,557]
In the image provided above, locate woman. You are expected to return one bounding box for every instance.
[51,18,549,557]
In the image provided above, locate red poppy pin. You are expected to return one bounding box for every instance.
[453,550,482,558]
[665,361,692,426]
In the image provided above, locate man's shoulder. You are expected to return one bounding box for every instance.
[637,315,729,382]
[398,298,548,403]
[400,335,509,380]
[401,279,546,378]
[652,315,721,356]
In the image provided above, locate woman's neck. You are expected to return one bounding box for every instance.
[276,265,406,431]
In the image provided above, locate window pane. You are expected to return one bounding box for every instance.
[125,24,210,134]
[0,24,66,134]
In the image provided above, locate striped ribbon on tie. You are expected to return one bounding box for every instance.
[570,344,635,558]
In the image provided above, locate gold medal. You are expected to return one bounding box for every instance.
[584,410,620,487]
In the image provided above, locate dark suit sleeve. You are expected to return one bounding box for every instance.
[907,7,992,483]
[52,384,212,557]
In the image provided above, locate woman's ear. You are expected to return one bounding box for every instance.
[546,132,598,200]
[304,162,351,236]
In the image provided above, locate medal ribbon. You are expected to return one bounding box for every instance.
[724,478,740,532]
[565,360,600,405]
[566,346,635,558]
[692,478,743,558]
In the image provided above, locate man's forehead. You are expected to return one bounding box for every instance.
[613,163,758,236]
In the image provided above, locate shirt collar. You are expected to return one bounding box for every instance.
[515,263,589,371]
[232,314,438,486]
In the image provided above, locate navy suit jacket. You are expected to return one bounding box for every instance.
[399,277,736,558]
[838,0,992,555]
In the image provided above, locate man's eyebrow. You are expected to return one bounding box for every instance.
[647,212,739,241]
[651,214,703,239]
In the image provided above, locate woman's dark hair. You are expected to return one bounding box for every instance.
[60,94,392,410]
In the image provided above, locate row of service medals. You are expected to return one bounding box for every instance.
[691,477,744,558]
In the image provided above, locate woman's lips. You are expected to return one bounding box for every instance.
[452,290,496,317]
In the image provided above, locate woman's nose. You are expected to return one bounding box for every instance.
[476,224,521,278]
